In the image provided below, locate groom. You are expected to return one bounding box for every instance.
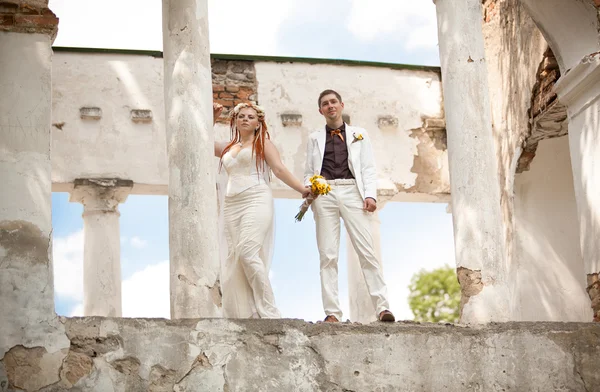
[304,89,395,323]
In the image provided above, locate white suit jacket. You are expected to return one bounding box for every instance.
[304,125,377,201]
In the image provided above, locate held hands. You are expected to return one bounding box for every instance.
[301,187,312,199]
[302,185,321,200]
[363,197,377,212]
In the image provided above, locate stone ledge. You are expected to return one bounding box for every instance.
[2,317,597,391]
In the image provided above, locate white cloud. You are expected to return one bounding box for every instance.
[347,0,438,50]
[50,0,163,50]
[61,259,170,319]
[50,0,293,56]
[53,230,84,302]
[54,229,168,318]
[208,0,293,56]
[122,261,170,318]
[130,236,148,249]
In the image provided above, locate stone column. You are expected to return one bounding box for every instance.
[554,53,600,322]
[69,179,133,317]
[347,205,385,324]
[162,0,221,318]
[434,0,509,323]
[0,3,71,390]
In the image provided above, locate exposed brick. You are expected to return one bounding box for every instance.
[210,60,257,107]
[587,273,600,322]
[219,92,234,99]
[483,0,497,23]
[20,4,41,14]
[215,99,232,106]
[14,13,58,27]
[237,87,254,100]
[0,2,19,13]
[0,5,57,35]
[0,13,15,25]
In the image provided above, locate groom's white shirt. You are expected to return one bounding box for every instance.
[304,125,377,201]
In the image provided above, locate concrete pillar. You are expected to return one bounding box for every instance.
[347,205,385,324]
[69,179,132,317]
[554,53,600,322]
[0,4,70,389]
[162,0,221,318]
[434,0,509,323]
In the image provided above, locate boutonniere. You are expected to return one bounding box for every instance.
[352,133,364,143]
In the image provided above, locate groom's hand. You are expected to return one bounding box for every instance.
[363,198,377,212]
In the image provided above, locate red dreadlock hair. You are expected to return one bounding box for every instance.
[219,102,271,176]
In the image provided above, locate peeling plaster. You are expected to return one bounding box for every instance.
[456,267,484,314]
[587,273,600,322]
[0,220,49,265]
[1,345,65,391]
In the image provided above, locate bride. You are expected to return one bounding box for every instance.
[213,102,310,318]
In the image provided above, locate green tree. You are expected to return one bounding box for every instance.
[408,265,460,323]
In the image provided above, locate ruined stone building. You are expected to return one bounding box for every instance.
[1,0,599,390]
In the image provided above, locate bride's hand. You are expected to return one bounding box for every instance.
[301,187,311,199]
[213,103,224,124]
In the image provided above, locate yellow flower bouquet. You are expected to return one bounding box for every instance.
[295,175,331,221]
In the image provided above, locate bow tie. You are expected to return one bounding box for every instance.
[330,129,344,142]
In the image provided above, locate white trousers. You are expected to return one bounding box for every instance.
[312,183,390,320]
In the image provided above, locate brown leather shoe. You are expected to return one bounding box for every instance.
[324,315,339,323]
[378,310,395,322]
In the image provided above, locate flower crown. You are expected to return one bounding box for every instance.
[231,102,265,120]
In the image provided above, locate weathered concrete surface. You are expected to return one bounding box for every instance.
[555,54,600,296]
[2,318,598,392]
[0,31,69,388]
[162,0,221,318]
[513,137,591,321]
[482,0,546,284]
[435,0,509,322]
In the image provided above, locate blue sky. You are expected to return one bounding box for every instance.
[49,0,453,321]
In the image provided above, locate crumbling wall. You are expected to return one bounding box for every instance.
[52,51,449,201]
[480,0,547,318]
[2,318,598,392]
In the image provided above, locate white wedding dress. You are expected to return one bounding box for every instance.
[217,147,280,318]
